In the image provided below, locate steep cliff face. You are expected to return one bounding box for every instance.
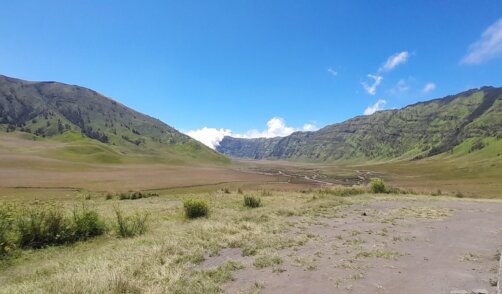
[217,87,502,161]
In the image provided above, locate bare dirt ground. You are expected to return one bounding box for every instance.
[199,198,502,294]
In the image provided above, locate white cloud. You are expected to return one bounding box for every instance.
[361,74,383,95]
[302,123,318,132]
[185,118,318,149]
[327,68,338,76]
[242,117,296,138]
[361,51,410,96]
[423,82,436,93]
[388,79,410,96]
[379,51,410,73]
[237,117,318,138]
[364,99,387,115]
[462,18,502,64]
[185,127,232,150]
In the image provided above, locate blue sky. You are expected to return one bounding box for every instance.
[1,1,502,148]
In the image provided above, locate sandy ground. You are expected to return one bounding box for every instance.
[199,198,502,294]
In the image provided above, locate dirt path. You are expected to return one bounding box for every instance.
[203,198,502,293]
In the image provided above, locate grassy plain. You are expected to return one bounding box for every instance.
[0,131,501,293]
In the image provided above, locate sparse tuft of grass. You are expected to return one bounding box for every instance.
[171,261,244,293]
[111,276,142,294]
[459,252,479,262]
[183,199,209,219]
[242,246,258,256]
[261,190,272,196]
[355,249,402,260]
[244,195,262,208]
[114,208,149,238]
[253,254,283,269]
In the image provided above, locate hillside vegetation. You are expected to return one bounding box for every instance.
[0,75,228,164]
[217,87,502,162]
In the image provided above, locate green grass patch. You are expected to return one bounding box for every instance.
[183,199,209,219]
[243,195,262,208]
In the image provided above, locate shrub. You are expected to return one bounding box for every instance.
[237,188,243,194]
[0,205,17,256]
[370,178,386,193]
[72,205,106,240]
[16,205,72,248]
[15,204,106,249]
[385,186,402,194]
[183,199,208,219]
[117,191,158,200]
[105,193,113,200]
[243,195,261,208]
[317,187,367,197]
[114,208,149,238]
[469,140,485,153]
[223,188,231,194]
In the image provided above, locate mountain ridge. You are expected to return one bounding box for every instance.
[0,74,228,164]
[217,87,502,162]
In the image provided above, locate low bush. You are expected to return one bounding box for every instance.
[118,191,159,200]
[237,188,243,194]
[1,203,106,252]
[385,186,403,194]
[370,178,386,193]
[317,187,367,197]
[244,195,262,208]
[0,205,17,256]
[16,205,74,248]
[114,208,149,238]
[183,199,208,219]
[72,205,106,240]
[469,140,485,153]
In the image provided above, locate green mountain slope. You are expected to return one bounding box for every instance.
[217,87,502,162]
[0,75,228,164]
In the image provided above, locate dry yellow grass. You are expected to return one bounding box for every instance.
[2,188,502,293]
[0,189,350,293]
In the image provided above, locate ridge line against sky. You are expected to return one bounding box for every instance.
[0,2,501,149]
[186,14,502,149]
